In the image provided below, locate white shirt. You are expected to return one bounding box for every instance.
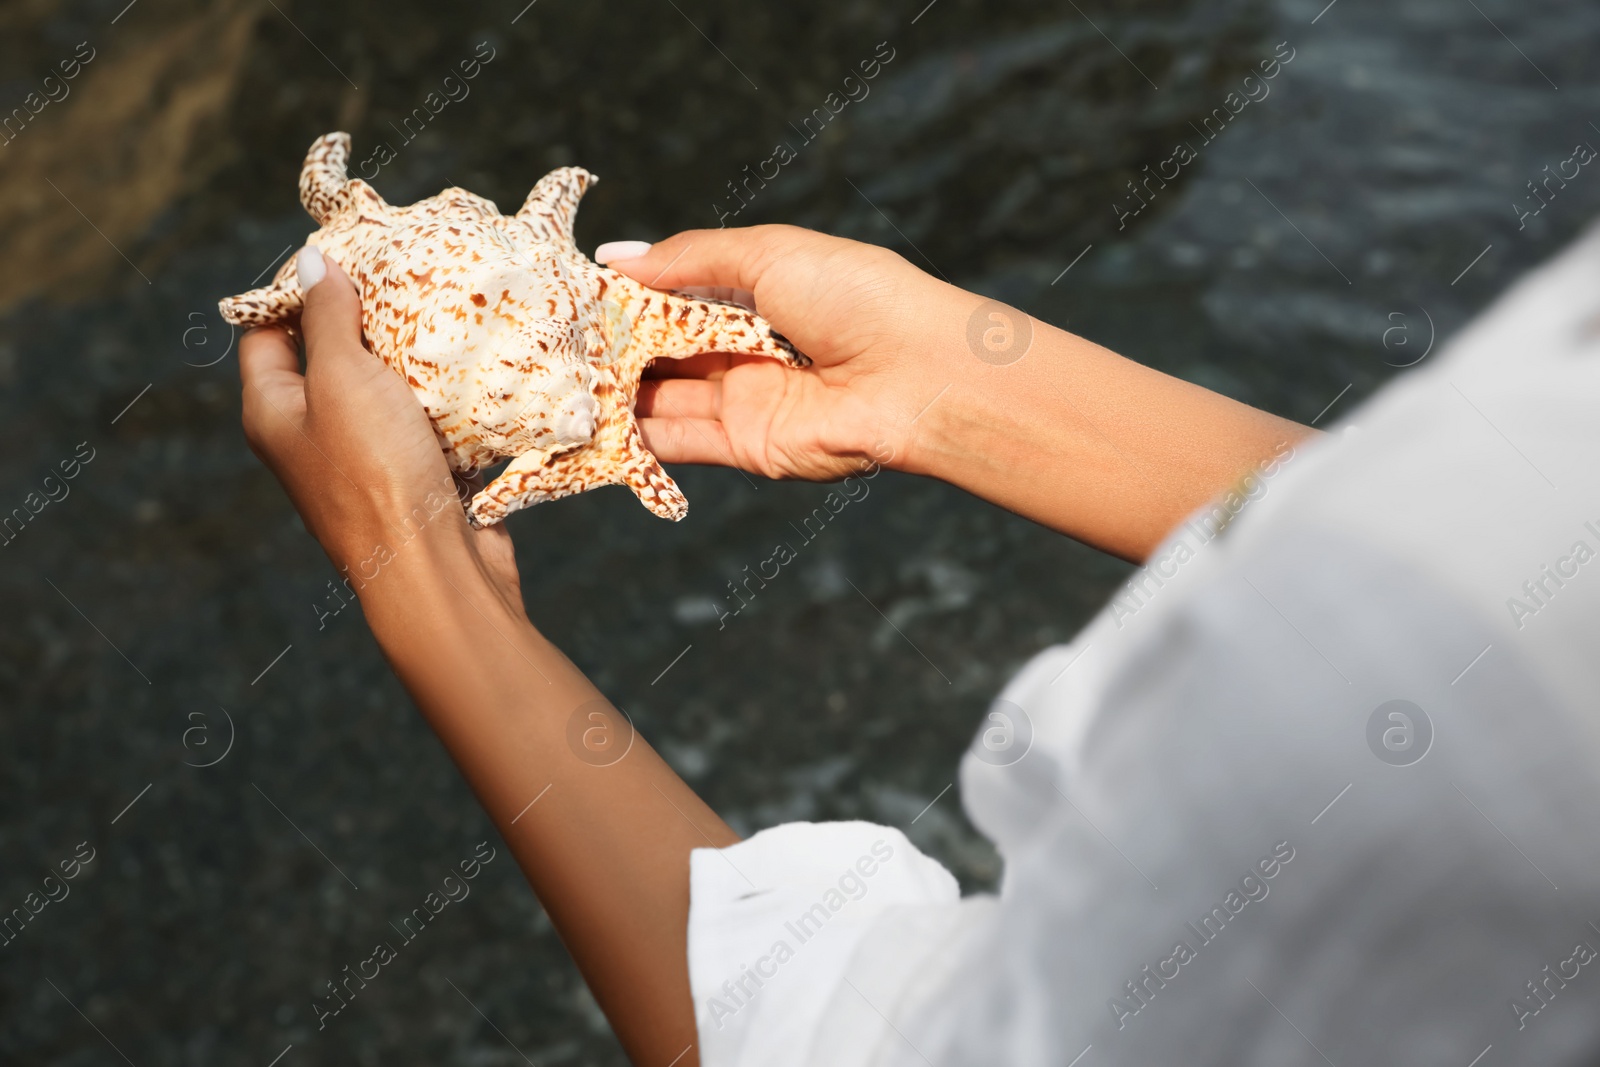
[688,218,1600,1067]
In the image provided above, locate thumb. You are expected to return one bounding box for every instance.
[594,224,814,294]
[297,246,366,359]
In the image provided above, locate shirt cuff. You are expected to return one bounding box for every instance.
[688,820,959,1067]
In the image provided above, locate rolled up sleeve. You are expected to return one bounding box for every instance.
[688,821,960,1067]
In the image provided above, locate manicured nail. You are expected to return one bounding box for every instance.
[594,240,652,264]
[297,245,326,289]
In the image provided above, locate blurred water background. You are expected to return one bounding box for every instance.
[2,0,1599,1063]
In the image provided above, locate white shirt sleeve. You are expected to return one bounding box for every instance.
[688,217,1600,1067]
[687,821,960,1066]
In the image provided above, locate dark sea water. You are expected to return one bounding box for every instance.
[2,0,1598,1063]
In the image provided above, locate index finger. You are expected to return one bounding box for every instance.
[239,326,306,438]
[239,325,301,389]
[642,352,731,380]
[597,224,812,294]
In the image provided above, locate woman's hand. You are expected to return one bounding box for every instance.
[602,225,948,481]
[602,224,1314,563]
[239,247,522,614]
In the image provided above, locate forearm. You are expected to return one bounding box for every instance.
[353,522,727,1066]
[899,294,1314,562]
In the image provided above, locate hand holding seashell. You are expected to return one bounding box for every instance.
[239,248,523,614]
[613,225,941,483]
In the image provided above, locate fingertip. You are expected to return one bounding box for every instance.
[241,324,278,347]
[597,226,801,294]
[238,325,306,452]
[634,377,720,421]
[299,249,364,352]
[239,325,299,384]
[296,245,327,290]
[594,240,653,265]
[595,231,706,287]
[634,416,680,462]
[636,415,735,467]
[320,252,356,287]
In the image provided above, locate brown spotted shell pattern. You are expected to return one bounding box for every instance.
[220,132,806,525]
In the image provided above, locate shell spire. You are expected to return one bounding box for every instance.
[299,131,354,225]
[516,167,595,252]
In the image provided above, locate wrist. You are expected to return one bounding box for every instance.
[885,344,1003,488]
[320,479,469,575]
[872,277,1016,483]
[896,372,997,486]
[332,505,524,632]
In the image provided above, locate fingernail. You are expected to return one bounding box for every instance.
[594,240,652,264]
[297,245,326,289]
